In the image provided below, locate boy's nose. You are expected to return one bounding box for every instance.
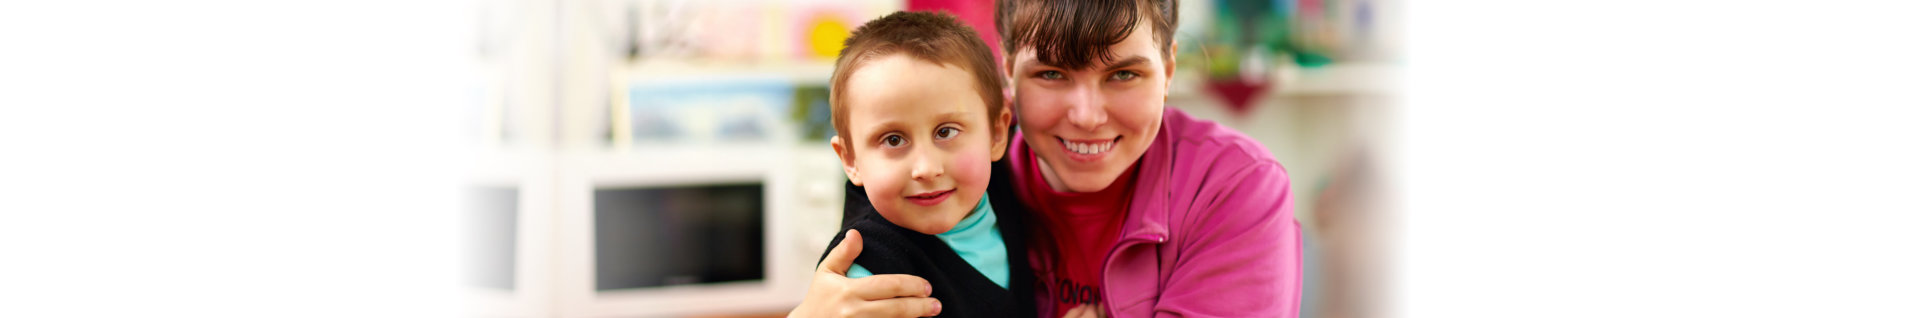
[910,151,945,181]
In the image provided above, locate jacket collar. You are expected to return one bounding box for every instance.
[1117,107,1177,244]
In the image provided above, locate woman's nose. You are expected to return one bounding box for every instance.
[1065,83,1107,131]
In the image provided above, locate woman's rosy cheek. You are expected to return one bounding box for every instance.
[1014,92,1065,132]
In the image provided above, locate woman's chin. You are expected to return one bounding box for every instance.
[1056,172,1121,192]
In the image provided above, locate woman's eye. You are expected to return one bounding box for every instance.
[881,135,906,147]
[1038,71,1064,80]
[1110,70,1138,81]
[934,127,960,140]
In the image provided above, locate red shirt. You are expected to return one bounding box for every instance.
[1016,155,1139,317]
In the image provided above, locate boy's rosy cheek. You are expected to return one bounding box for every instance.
[858,163,901,206]
[952,150,990,188]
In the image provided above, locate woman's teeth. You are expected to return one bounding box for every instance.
[1066,139,1114,155]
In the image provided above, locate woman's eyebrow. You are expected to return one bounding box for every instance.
[1102,56,1150,72]
[1025,55,1150,73]
[1017,54,1055,71]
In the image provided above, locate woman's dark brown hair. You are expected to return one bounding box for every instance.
[996,0,1179,70]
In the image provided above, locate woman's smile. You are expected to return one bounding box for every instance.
[1059,136,1120,161]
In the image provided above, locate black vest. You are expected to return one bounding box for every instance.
[820,159,1036,318]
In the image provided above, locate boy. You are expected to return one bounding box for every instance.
[818,11,1032,318]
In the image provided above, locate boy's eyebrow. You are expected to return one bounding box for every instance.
[861,119,903,140]
[935,110,973,122]
[861,110,976,140]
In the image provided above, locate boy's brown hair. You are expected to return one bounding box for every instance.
[829,11,1007,158]
[995,0,1179,70]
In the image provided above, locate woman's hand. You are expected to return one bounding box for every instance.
[1061,304,1106,318]
[789,230,943,318]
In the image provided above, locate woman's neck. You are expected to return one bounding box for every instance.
[1034,157,1137,194]
[1035,157,1075,193]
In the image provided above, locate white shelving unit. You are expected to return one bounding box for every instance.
[459,150,559,318]
[461,0,564,314]
[621,59,837,85]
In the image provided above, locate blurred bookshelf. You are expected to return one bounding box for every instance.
[621,59,837,85]
[1169,61,1399,99]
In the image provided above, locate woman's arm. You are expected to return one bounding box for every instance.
[1153,162,1302,317]
[789,230,945,318]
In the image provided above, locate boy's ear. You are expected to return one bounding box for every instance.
[989,109,1014,162]
[830,136,862,186]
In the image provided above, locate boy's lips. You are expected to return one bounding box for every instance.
[904,189,955,206]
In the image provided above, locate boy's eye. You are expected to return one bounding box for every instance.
[1110,70,1138,81]
[881,134,906,147]
[1038,71,1064,80]
[934,127,960,140]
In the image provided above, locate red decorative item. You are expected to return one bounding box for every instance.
[1204,78,1271,116]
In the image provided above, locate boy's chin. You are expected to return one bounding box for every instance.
[895,210,967,235]
[906,224,957,235]
[901,215,962,235]
[881,196,981,235]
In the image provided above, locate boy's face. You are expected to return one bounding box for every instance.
[1004,18,1173,193]
[831,54,1012,235]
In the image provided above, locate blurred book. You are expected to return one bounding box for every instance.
[621,77,795,146]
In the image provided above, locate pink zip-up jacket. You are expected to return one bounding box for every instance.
[1010,106,1302,317]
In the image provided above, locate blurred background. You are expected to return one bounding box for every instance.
[459,0,1400,317]
[12,1,1920,317]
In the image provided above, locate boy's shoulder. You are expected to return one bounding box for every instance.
[819,211,935,271]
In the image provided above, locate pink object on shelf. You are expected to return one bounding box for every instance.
[909,0,1002,62]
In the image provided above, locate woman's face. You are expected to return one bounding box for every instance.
[1005,20,1173,193]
